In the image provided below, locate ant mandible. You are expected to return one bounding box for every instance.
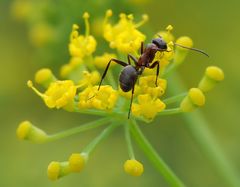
[97,36,209,119]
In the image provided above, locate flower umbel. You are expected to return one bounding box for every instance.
[17,10,225,186]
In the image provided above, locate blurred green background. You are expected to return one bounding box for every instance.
[1,0,240,187]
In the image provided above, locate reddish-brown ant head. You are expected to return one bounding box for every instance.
[152,37,167,51]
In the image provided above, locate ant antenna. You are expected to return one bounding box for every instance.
[174,43,209,57]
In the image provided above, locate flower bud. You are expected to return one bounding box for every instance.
[16,121,48,143]
[68,153,88,172]
[124,159,144,176]
[180,88,205,112]
[35,68,56,88]
[174,36,193,65]
[198,66,224,92]
[47,161,70,181]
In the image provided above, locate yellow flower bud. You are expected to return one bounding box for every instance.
[124,159,144,176]
[68,153,87,172]
[174,36,193,65]
[16,121,48,143]
[198,66,224,92]
[35,68,56,88]
[180,88,205,112]
[47,161,70,181]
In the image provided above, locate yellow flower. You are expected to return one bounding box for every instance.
[68,153,87,172]
[69,12,97,58]
[47,161,70,181]
[132,94,166,120]
[138,75,167,98]
[78,71,100,87]
[93,53,117,69]
[124,159,144,176]
[198,66,224,92]
[78,85,118,111]
[103,10,148,54]
[16,121,48,143]
[118,85,141,99]
[174,36,193,65]
[180,88,205,112]
[35,68,56,88]
[27,80,77,110]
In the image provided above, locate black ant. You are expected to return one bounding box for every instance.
[97,36,209,119]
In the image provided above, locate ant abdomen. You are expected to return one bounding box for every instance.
[119,65,138,92]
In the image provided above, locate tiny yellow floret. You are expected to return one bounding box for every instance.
[16,121,31,140]
[48,161,61,181]
[16,120,48,143]
[189,88,205,106]
[124,159,144,176]
[180,88,205,112]
[132,94,166,120]
[198,66,224,92]
[35,68,56,88]
[176,36,193,48]
[206,66,224,81]
[69,153,86,172]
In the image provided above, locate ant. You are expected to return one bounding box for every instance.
[97,36,209,119]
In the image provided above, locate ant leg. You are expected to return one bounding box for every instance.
[141,42,144,54]
[127,54,138,66]
[149,61,160,87]
[128,80,136,119]
[98,58,127,90]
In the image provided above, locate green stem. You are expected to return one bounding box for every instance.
[158,108,183,116]
[47,118,110,142]
[74,108,109,116]
[163,93,187,105]
[169,73,240,187]
[125,123,135,159]
[130,119,186,187]
[83,123,119,154]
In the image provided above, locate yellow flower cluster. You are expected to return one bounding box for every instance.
[79,85,118,111]
[17,10,225,184]
[103,10,148,54]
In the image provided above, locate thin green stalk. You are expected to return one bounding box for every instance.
[130,119,186,187]
[47,118,110,142]
[124,123,135,159]
[158,108,183,116]
[83,123,119,154]
[169,73,240,187]
[163,93,187,105]
[74,108,109,116]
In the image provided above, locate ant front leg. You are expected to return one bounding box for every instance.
[127,54,138,66]
[98,58,128,90]
[149,61,160,87]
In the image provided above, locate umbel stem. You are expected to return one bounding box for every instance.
[130,119,186,187]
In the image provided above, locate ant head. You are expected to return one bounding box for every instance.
[152,36,167,50]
